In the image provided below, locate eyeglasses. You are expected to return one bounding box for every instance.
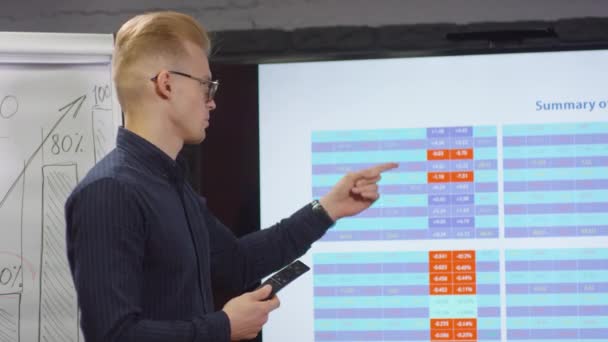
[151,70,219,102]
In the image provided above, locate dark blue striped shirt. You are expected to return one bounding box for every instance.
[65,127,333,341]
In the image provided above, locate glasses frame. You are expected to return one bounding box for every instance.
[151,70,219,102]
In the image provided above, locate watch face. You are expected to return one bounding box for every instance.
[312,200,322,210]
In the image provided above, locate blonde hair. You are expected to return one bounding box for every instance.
[112,11,211,111]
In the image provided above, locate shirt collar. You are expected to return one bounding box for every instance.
[116,127,187,182]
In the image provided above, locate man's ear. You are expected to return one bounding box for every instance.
[153,70,172,99]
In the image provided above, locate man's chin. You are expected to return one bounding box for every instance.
[184,132,206,145]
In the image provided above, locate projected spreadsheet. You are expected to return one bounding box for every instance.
[312,126,498,241]
[503,122,608,238]
[505,248,608,341]
[313,250,500,342]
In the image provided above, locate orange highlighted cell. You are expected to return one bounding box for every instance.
[431,319,453,329]
[430,284,453,295]
[454,319,477,329]
[454,329,478,340]
[453,261,476,273]
[428,172,450,183]
[453,251,476,260]
[450,171,474,182]
[450,148,474,160]
[454,284,477,294]
[430,273,453,284]
[431,330,453,341]
[430,251,452,261]
[427,149,450,160]
[430,262,452,273]
[454,273,476,283]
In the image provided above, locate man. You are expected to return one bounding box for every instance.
[65,10,397,342]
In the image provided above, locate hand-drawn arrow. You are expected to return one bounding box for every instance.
[0,94,86,208]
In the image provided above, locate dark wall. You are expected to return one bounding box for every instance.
[183,63,259,237]
[3,1,608,34]
[200,63,260,342]
[199,64,260,238]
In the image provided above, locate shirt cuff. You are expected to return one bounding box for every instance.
[310,200,335,227]
[194,310,231,342]
[296,201,335,241]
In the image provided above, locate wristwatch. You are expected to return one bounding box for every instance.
[311,199,333,223]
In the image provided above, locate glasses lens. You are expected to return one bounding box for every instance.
[208,82,218,101]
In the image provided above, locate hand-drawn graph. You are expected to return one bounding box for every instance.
[1,33,117,341]
[0,94,86,342]
[1,71,118,341]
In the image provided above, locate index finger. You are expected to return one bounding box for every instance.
[360,162,399,178]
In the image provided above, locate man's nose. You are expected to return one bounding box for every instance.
[207,99,216,111]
